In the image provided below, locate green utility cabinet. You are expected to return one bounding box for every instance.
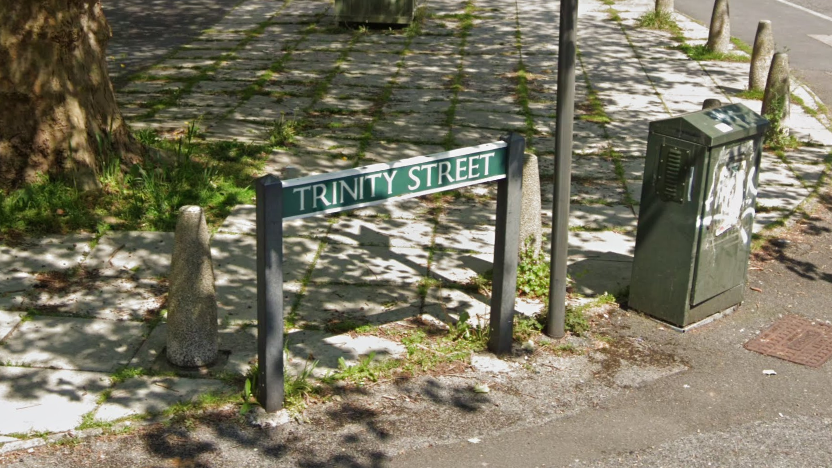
[335,0,415,25]
[629,103,769,327]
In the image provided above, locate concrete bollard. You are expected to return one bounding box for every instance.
[706,0,731,54]
[749,20,774,92]
[519,153,542,256]
[702,99,723,110]
[655,0,674,15]
[166,205,218,367]
[761,52,790,125]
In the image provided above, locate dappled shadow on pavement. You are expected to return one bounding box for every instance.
[104,0,243,85]
[753,191,832,285]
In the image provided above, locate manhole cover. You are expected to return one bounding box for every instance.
[744,315,832,367]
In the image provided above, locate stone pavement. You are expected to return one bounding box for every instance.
[1,0,831,449]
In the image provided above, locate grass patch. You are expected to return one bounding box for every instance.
[76,412,115,431]
[730,37,753,55]
[110,366,147,385]
[578,87,611,124]
[0,125,265,239]
[637,10,680,33]
[736,89,765,100]
[675,43,749,63]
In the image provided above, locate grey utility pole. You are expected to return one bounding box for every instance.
[547,0,578,338]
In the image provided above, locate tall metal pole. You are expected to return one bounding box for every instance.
[547,0,578,338]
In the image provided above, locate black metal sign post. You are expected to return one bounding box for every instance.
[255,175,284,412]
[255,134,524,410]
[488,133,525,354]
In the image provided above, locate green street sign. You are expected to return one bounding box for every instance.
[255,134,525,411]
[281,142,508,220]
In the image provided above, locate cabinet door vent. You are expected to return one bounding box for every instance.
[656,145,691,204]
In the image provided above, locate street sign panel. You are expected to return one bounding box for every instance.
[281,142,508,220]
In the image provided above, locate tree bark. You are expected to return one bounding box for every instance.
[0,0,141,191]
[655,0,674,15]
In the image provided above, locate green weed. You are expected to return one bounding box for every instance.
[284,360,318,412]
[736,89,765,100]
[110,366,146,385]
[77,412,114,431]
[637,10,679,32]
[450,311,489,346]
[516,242,550,299]
[240,363,259,415]
[675,43,749,62]
[268,113,298,147]
[513,314,544,342]
[730,37,753,55]
[764,94,800,151]
[329,352,395,384]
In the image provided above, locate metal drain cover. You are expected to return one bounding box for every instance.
[744,315,832,368]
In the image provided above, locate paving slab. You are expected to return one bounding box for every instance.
[756,184,812,212]
[212,232,317,287]
[0,310,22,341]
[567,230,636,261]
[285,329,407,377]
[362,142,446,163]
[85,231,173,278]
[568,255,633,297]
[217,204,331,237]
[311,244,429,285]
[373,121,448,143]
[542,178,629,206]
[0,234,92,273]
[0,316,147,372]
[453,111,527,131]
[453,127,505,148]
[327,217,434,248]
[439,198,499,225]
[121,81,188,94]
[293,284,421,327]
[754,209,791,234]
[264,147,357,177]
[568,154,618,180]
[434,223,496,254]
[19,275,165,321]
[547,204,638,231]
[423,287,491,325]
[348,196,434,220]
[0,271,36,295]
[429,250,494,285]
[203,119,268,142]
[0,367,109,435]
[95,376,231,421]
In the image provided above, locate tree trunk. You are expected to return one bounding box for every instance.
[0,0,141,191]
[655,0,674,15]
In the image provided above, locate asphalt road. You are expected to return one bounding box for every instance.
[675,0,832,109]
[102,0,243,87]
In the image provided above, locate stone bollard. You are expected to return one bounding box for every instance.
[706,0,731,54]
[761,52,790,125]
[655,0,673,15]
[749,20,774,92]
[702,99,723,110]
[519,153,542,256]
[166,205,218,367]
